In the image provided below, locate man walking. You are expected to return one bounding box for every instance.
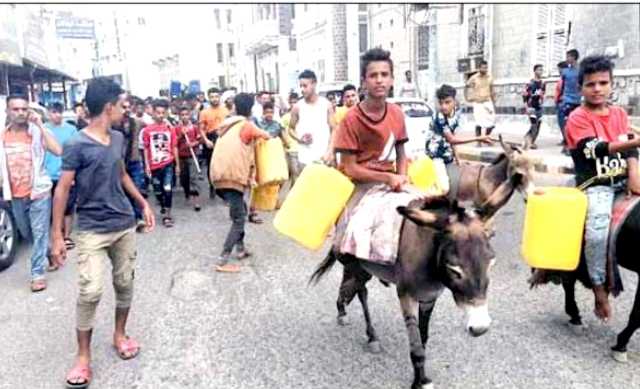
[198,88,228,198]
[2,95,62,292]
[288,70,336,167]
[559,49,581,155]
[523,64,547,149]
[175,106,202,211]
[399,70,418,98]
[51,78,154,389]
[465,60,496,146]
[335,84,359,126]
[45,102,78,252]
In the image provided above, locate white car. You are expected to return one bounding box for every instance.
[388,98,434,160]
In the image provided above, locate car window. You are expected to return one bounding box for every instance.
[399,102,432,118]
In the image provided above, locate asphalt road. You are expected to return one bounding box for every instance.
[1,173,639,389]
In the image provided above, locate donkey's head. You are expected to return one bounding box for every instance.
[398,200,496,337]
[478,136,536,220]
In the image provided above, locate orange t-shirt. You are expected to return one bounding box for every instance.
[334,102,407,173]
[199,106,229,134]
[4,130,33,198]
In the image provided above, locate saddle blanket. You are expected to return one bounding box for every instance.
[334,183,424,265]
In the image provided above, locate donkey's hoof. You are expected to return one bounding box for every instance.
[337,316,350,326]
[366,340,382,354]
[412,381,433,389]
[612,350,628,363]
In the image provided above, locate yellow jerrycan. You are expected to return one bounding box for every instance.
[251,183,280,211]
[522,187,588,271]
[274,164,355,250]
[408,156,438,193]
[256,138,289,185]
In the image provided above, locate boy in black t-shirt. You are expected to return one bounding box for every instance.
[523,64,546,149]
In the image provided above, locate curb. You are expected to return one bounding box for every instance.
[456,147,575,175]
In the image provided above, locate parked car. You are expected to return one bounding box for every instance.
[0,199,18,272]
[388,98,434,160]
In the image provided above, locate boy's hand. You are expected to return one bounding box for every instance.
[28,110,44,127]
[145,167,152,178]
[478,135,494,145]
[387,174,409,192]
[204,139,214,149]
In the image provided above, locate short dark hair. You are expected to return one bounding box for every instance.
[73,102,84,109]
[48,102,65,113]
[258,90,270,97]
[152,99,169,110]
[567,49,580,61]
[533,64,543,72]
[327,92,336,99]
[557,61,568,70]
[436,84,457,100]
[342,84,357,93]
[263,101,275,111]
[298,69,317,82]
[234,93,254,117]
[6,94,29,105]
[179,105,190,113]
[84,78,124,118]
[360,48,394,79]
[207,87,220,95]
[288,92,299,100]
[578,55,614,87]
[479,59,488,66]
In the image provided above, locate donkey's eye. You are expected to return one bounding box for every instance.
[446,264,464,279]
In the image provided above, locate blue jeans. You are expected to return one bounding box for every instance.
[126,160,145,219]
[152,164,174,210]
[11,196,51,280]
[584,185,618,286]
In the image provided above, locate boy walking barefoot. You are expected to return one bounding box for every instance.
[51,78,155,388]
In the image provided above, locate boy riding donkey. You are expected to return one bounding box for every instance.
[564,55,640,323]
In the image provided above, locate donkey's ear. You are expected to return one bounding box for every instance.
[499,134,514,156]
[397,206,448,229]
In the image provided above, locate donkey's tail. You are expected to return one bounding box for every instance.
[309,250,338,285]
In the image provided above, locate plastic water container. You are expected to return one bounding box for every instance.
[256,138,289,185]
[274,164,355,250]
[408,156,438,193]
[251,184,280,211]
[522,187,588,271]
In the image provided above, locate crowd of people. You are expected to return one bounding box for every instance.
[2,43,636,387]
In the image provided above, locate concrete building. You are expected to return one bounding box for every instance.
[293,4,364,94]
[421,3,640,120]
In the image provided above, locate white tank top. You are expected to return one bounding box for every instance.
[296,96,331,165]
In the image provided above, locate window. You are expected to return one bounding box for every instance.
[219,75,226,89]
[390,19,394,27]
[390,41,394,48]
[214,9,221,29]
[535,4,568,75]
[468,7,485,56]
[217,43,223,63]
[228,43,234,58]
[358,4,367,12]
[359,21,368,53]
[378,23,382,30]
[226,9,232,24]
[417,25,430,70]
[304,4,308,12]
[291,4,296,19]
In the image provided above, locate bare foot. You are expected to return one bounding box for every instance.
[594,286,612,323]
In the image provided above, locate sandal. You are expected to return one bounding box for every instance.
[47,263,60,272]
[113,336,141,360]
[31,279,47,293]
[65,363,92,388]
[162,216,174,228]
[65,237,76,250]
[235,251,252,260]
[215,263,241,273]
[248,213,263,224]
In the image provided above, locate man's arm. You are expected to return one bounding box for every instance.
[287,105,305,143]
[395,143,409,176]
[627,157,640,195]
[444,131,492,146]
[199,114,214,149]
[120,162,155,230]
[490,79,496,105]
[40,125,63,156]
[464,77,473,102]
[605,136,640,155]
[323,105,337,164]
